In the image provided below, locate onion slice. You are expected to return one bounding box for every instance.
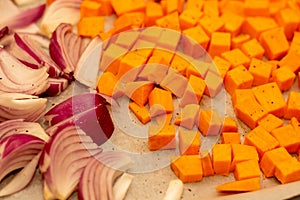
[39,125,102,200]
[0,0,40,33]
[74,36,102,88]
[13,33,62,78]
[43,77,69,97]
[0,48,49,95]
[44,93,107,126]
[49,23,83,76]
[0,4,45,30]
[0,119,49,141]
[45,95,114,145]
[40,0,82,37]
[0,152,41,197]
[0,27,9,40]
[78,151,133,200]
[0,93,47,122]
[113,173,134,200]
[0,134,45,182]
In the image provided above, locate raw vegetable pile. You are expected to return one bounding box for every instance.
[1,0,300,199]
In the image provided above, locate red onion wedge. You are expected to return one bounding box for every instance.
[0,0,40,33]
[40,0,82,37]
[14,33,62,78]
[0,48,49,95]
[0,134,45,183]
[39,125,102,200]
[0,93,47,122]
[78,151,133,200]
[74,36,102,88]
[49,23,83,76]
[44,93,107,126]
[0,119,49,141]
[43,77,68,97]
[0,3,45,31]
[0,27,9,40]
[0,152,41,197]
[45,93,114,145]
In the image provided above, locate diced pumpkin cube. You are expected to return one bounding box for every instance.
[204,70,223,98]
[99,43,127,75]
[234,159,261,181]
[170,54,190,76]
[179,8,203,30]
[248,58,273,86]
[145,1,164,27]
[114,30,140,49]
[80,1,102,18]
[203,0,219,17]
[244,126,280,158]
[213,56,231,80]
[252,82,287,118]
[279,51,300,73]
[77,16,105,38]
[231,34,251,49]
[182,26,210,54]
[222,117,238,132]
[258,114,284,132]
[200,150,215,177]
[285,92,300,121]
[224,65,254,96]
[216,177,261,192]
[157,29,181,51]
[155,11,181,31]
[260,147,292,178]
[186,0,203,11]
[129,102,151,124]
[221,49,250,69]
[198,110,222,136]
[139,27,163,43]
[275,8,300,40]
[180,84,199,107]
[117,51,147,81]
[97,71,118,97]
[153,113,173,127]
[272,67,296,92]
[231,89,255,107]
[222,132,241,144]
[212,144,231,176]
[152,49,174,65]
[148,125,176,151]
[234,97,268,129]
[242,17,278,38]
[160,70,188,98]
[231,144,259,171]
[198,15,224,37]
[208,32,231,59]
[180,104,200,130]
[275,157,300,184]
[187,75,206,103]
[271,125,300,153]
[148,87,173,117]
[170,155,203,183]
[111,0,146,16]
[178,129,200,155]
[138,61,168,84]
[185,59,209,79]
[240,38,265,59]
[124,81,154,107]
[243,0,270,17]
[220,12,244,37]
[259,27,289,60]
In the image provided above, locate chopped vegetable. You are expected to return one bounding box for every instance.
[216,177,261,192]
[162,179,183,200]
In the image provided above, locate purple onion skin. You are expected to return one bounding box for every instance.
[45,93,107,126]
[0,26,9,40]
[46,103,114,146]
[1,134,44,158]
